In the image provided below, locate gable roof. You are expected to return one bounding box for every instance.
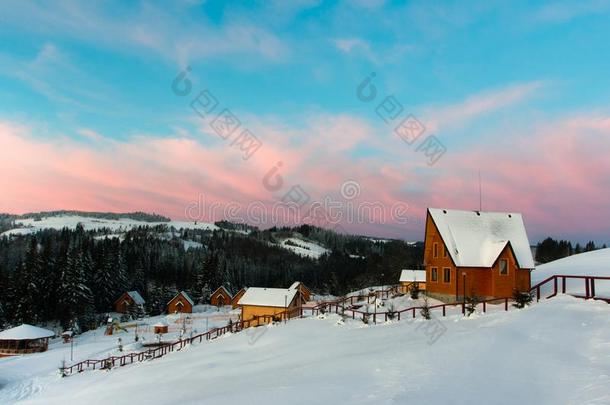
[168,291,194,306]
[237,287,299,308]
[0,324,55,340]
[211,286,232,298]
[399,269,426,282]
[289,281,301,290]
[428,208,535,269]
[126,291,145,305]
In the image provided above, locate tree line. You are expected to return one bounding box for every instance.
[0,223,423,332]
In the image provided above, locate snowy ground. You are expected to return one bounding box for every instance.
[0,306,238,404]
[278,237,330,259]
[1,215,218,237]
[532,248,610,297]
[3,296,609,404]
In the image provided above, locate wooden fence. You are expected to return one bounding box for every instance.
[63,276,609,376]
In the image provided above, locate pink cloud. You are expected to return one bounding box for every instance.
[2,111,609,243]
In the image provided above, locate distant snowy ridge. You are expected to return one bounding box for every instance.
[1,214,218,237]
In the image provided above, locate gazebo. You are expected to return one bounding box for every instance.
[0,324,55,355]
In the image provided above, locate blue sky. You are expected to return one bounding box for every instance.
[1,0,610,243]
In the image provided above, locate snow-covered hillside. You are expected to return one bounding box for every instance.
[278,237,330,259]
[1,215,218,237]
[533,248,610,282]
[5,296,610,405]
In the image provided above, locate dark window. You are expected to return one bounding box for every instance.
[500,259,509,275]
[443,268,451,283]
[433,243,439,258]
[431,267,438,282]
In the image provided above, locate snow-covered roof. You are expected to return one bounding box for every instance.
[127,291,145,305]
[289,281,301,290]
[237,287,299,307]
[399,270,426,283]
[428,208,535,269]
[212,286,232,298]
[168,291,195,306]
[0,324,55,340]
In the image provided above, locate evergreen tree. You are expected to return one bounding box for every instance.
[13,238,42,324]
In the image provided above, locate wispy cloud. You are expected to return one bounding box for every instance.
[424,81,546,132]
[537,0,610,23]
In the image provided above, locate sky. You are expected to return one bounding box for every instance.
[1,0,609,244]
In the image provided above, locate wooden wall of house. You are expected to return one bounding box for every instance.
[211,289,231,306]
[231,289,246,309]
[168,296,193,313]
[241,299,299,327]
[424,213,458,298]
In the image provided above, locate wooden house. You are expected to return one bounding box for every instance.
[237,287,300,327]
[231,287,247,309]
[289,281,312,303]
[0,324,55,356]
[210,286,232,307]
[399,269,427,292]
[424,208,534,302]
[167,291,194,314]
[114,291,145,314]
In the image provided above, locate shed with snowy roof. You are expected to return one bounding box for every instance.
[210,286,232,307]
[399,269,427,292]
[0,324,55,355]
[424,208,534,302]
[167,291,194,314]
[237,287,301,327]
[114,291,146,314]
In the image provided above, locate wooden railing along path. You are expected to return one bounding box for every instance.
[63,275,608,376]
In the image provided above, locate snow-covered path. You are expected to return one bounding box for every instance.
[5,296,609,405]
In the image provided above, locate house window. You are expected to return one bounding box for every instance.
[443,245,448,258]
[433,243,439,258]
[499,259,509,275]
[431,267,438,282]
[443,268,451,283]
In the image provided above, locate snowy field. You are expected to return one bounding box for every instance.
[2,296,609,404]
[1,215,219,237]
[532,248,610,297]
[0,306,239,404]
[278,237,330,259]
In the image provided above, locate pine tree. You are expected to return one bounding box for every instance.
[13,238,42,324]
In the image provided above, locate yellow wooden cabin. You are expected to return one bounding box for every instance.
[237,287,301,327]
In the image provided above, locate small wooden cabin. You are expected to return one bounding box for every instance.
[399,269,427,292]
[114,291,146,314]
[424,208,534,302]
[210,286,233,307]
[289,281,312,303]
[231,288,247,309]
[153,322,169,335]
[238,288,300,327]
[0,324,55,356]
[167,291,194,314]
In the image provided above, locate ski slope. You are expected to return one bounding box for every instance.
[1,215,218,237]
[279,238,330,259]
[5,296,610,405]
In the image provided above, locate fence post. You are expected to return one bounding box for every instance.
[581,277,586,298]
[536,286,540,302]
[553,277,557,297]
[483,301,486,313]
[461,302,465,315]
[591,278,596,298]
[442,306,446,317]
[412,308,415,318]
[504,298,508,311]
[562,276,566,294]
